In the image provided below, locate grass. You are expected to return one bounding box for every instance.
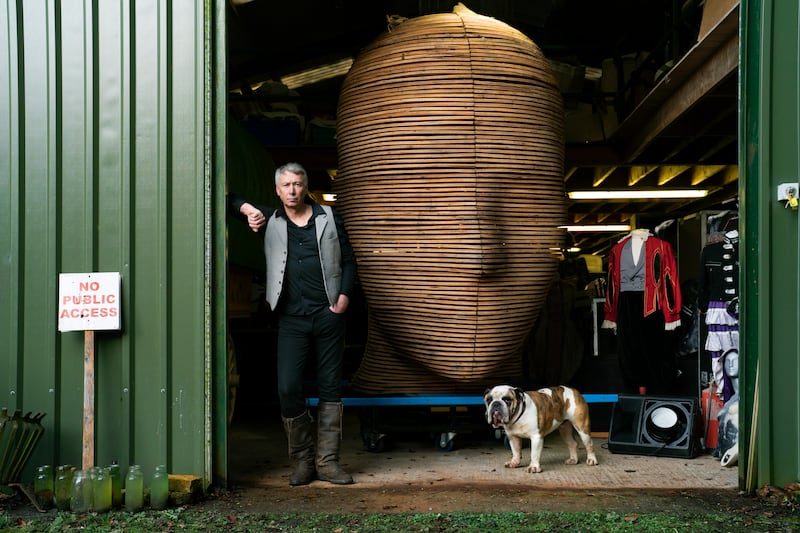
[2,508,799,533]
[3,486,799,532]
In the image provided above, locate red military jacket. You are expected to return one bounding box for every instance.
[603,234,682,329]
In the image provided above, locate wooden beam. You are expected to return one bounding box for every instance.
[697,134,738,162]
[610,5,739,162]
[627,34,737,161]
[691,165,727,185]
[628,165,657,186]
[658,165,691,185]
[721,164,739,184]
[592,166,617,187]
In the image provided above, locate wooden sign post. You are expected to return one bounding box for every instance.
[58,272,121,471]
[83,330,95,470]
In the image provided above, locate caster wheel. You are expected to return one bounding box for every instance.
[368,436,385,453]
[435,432,456,452]
[363,432,386,453]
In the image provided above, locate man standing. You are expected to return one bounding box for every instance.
[229,162,357,486]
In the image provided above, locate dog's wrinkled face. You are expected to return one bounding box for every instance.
[484,385,523,428]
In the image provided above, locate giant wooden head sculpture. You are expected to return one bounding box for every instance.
[335,4,566,392]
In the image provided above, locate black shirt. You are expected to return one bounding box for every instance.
[281,216,329,316]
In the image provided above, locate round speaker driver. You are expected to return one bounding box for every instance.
[651,406,679,429]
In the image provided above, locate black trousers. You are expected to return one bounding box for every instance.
[616,291,677,395]
[276,307,346,418]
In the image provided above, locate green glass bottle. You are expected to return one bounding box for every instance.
[70,469,92,513]
[124,465,144,512]
[54,465,74,511]
[92,466,112,513]
[150,464,169,510]
[108,463,122,508]
[33,465,53,510]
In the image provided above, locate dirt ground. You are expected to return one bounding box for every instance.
[2,478,794,525]
[205,483,781,518]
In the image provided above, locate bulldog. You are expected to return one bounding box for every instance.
[484,384,598,473]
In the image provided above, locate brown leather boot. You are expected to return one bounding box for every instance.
[316,401,354,485]
[282,411,316,486]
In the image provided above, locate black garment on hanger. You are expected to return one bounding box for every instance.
[616,292,678,394]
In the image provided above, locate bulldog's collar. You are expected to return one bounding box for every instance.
[508,393,527,425]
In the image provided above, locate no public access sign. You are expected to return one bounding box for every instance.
[58,272,121,332]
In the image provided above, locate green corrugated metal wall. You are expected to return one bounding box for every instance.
[0,0,225,485]
[740,0,800,490]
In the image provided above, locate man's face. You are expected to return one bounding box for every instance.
[276,171,307,209]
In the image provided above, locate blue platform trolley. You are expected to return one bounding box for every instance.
[308,393,618,453]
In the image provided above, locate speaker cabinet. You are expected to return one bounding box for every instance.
[608,395,702,458]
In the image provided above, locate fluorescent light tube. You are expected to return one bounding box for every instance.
[568,190,708,200]
[558,224,632,232]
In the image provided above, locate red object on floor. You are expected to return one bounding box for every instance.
[701,386,724,450]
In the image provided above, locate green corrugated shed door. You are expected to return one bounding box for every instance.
[740,0,800,490]
[0,0,226,485]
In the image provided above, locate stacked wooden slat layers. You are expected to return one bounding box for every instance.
[335,5,566,393]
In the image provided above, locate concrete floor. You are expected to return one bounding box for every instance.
[227,409,739,492]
